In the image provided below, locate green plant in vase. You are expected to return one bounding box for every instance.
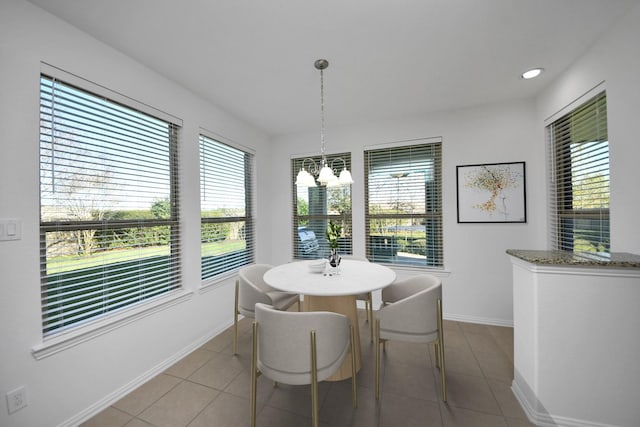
[326,220,342,267]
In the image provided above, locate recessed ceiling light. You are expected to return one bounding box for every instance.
[521,68,544,79]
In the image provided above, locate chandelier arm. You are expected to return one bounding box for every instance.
[301,157,320,175]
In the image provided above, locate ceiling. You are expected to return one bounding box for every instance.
[27,0,636,137]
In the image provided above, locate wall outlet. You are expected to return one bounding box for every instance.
[6,386,28,414]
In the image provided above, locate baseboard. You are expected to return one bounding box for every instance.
[443,313,513,328]
[60,319,233,427]
[511,375,620,427]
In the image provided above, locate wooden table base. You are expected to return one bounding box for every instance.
[303,294,361,381]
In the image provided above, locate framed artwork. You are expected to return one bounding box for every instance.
[456,161,526,223]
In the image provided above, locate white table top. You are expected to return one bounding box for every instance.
[263,259,396,296]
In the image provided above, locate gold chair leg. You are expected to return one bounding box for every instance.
[310,330,319,427]
[437,298,447,402]
[250,321,259,427]
[349,325,358,408]
[233,280,239,354]
[368,293,374,343]
[375,318,381,400]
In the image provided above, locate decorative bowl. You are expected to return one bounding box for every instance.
[308,260,326,273]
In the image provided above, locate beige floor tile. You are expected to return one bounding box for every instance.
[377,340,432,368]
[138,380,218,427]
[79,406,132,427]
[487,378,529,419]
[381,362,439,401]
[200,327,235,353]
[188,391,250,427]
[265,381,331,418]
[440,403,509,427]
[438,341,484,378]
[440,372,502,415]
[505,417,537,427]
[254,404,318,427]
[123,418,155,427]
[379,392,442,427]
[443,328,472,351]
[475,351,514,382]
[443,319,462,332]
[320,381,377,427]
[164,348,215,379]
[465,331,505,358]
[459,321,491,335]
[188,350,246,390]
[223,367,276,412]
[113,374,181,416]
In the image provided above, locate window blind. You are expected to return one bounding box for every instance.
[39,74,181,336]
[364,139,443,267]
[291,153,352,259]
[547,91,609,253]
[199,134,254,279]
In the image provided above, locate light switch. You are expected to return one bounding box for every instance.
[0,219,21,241]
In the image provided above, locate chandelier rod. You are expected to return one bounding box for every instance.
[315,59,329,164]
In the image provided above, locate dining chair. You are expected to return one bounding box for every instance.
[374,274,446,401]
[251,303,357,427]
[340,255,374,342]
[234,264,300,354]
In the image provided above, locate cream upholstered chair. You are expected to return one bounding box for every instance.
[233,264,300,354]
[340,255,374,342]
[374,274,446,401]
[251,303,357,427]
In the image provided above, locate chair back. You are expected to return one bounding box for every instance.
[382,273,439,303]
[238,264,274,315]
[377,274,442,343]
[254,303,350,385]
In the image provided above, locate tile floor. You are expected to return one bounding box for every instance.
[81,310,535,427]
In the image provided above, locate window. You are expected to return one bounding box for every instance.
[547,91,609,253]
[292,153,352,259]
[199,134,254,279]
[364,139,443,267]
[39,71,182,336]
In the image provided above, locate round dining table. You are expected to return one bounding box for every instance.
[263,259,396,381]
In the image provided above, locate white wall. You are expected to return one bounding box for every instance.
[536,2,640,255]
[270,99,546,325]
[0,1,273,426]
[1,0,639,425]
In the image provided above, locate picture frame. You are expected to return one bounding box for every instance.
[456,161,526,223]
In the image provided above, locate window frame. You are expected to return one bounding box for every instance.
[547,90,609,253]
[291,152,353,260]
[199,131,255,283]
[364,138,443,268]
[38,64,184,343]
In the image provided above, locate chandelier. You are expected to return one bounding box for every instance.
[295,59,354,188]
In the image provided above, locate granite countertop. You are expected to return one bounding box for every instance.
[506,249,640,268]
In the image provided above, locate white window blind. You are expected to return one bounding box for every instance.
[39,74,181,336]
[364,139,443,267]
[547,91,609,253]
[291,153,352,259]
[200,134,254,279]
